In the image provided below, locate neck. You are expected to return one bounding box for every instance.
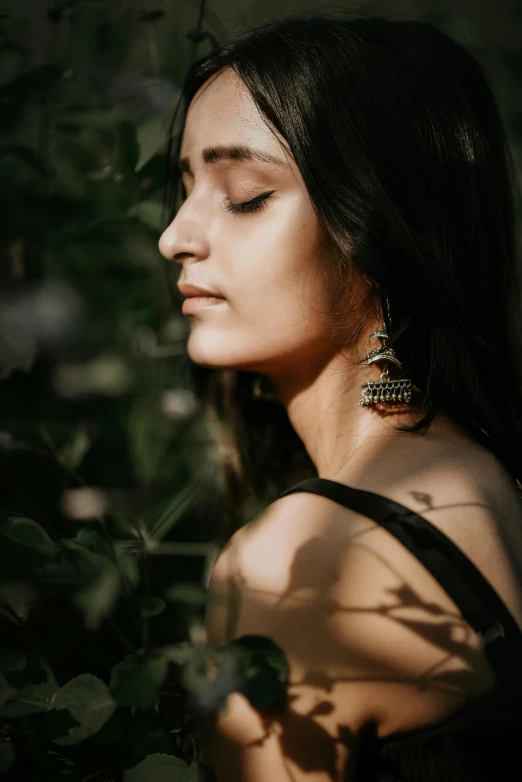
[270,351,438,482]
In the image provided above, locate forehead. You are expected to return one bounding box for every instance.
[181,68,289,160]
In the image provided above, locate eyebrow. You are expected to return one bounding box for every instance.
[177,144,286,176]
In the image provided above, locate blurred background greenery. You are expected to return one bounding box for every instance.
[0,1,521,780]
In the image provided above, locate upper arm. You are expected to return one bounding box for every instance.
[203,492,494,780]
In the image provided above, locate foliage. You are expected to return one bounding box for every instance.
[0,2,265,779]
[1,2,521,781]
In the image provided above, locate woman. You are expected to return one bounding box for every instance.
[158,13,522,781]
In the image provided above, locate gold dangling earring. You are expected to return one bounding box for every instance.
[359,298,413,407]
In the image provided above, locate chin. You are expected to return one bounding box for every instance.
[186,336,241,370]
[186,346,263,377]
[186,326,279,372]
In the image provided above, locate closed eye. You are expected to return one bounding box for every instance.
[225,190,276,215]
[176,182,275,217]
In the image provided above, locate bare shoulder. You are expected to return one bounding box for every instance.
[357,440,522,638]
[205,490,352,645]
[205,477,501,744]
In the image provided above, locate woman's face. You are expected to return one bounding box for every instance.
[158,68,348,381]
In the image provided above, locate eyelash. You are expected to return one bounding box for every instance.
[178,186,274,216]
[225,191,275,215]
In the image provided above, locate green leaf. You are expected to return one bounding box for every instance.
[123,753,189,782]
[109,653,139,688]
[228,635,289,712]
[0,144,47,178]
[118,121,140,177]
[135,116,168,172]
[0,517,57,556]
[91,709,128,745]
[37,554,82,585]
[121,708,170,756]
[181,646,243,713]
[130,726,172,757]
[46,708,81,743]
[57,426,91,471]
[0,648,26,672]
[0,657,58,717]
[164,583,206,606]
[0,581,36,624]
[116,550,141,590]
[47,674,117,745]
[127,400,177,487]
[128,200,164,231]
[71,528,109,555]
[4,654,53,686]
[0,740,15,774]
[0,673,17,708]
[148,477,202,542]
[54,107,118,131]
[157,642,194,666]
[0,319,36,380]
[135,153,167,196]
[110,655,168,711]
[71,561,120,631]
[141,596,165,617]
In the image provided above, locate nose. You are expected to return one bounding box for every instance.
[158,226,189,265]
[158,218,208,266]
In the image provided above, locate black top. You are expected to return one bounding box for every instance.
[279,477,522,781]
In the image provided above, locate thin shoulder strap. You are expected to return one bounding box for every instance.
[279,477,522,685]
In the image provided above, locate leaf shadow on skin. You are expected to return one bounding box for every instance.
[200,490,515,781]
[247,701,344,777]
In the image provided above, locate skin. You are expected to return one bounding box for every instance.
[158,67,522,781]
[158,67,474,480]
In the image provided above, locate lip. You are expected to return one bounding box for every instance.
[182,296,227,315]
[178,282,225,299]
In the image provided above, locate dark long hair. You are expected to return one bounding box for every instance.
[162,13,522,530]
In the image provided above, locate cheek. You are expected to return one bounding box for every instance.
[185,202,337,368]
[231,207,334,330]
[238,266,331,340]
